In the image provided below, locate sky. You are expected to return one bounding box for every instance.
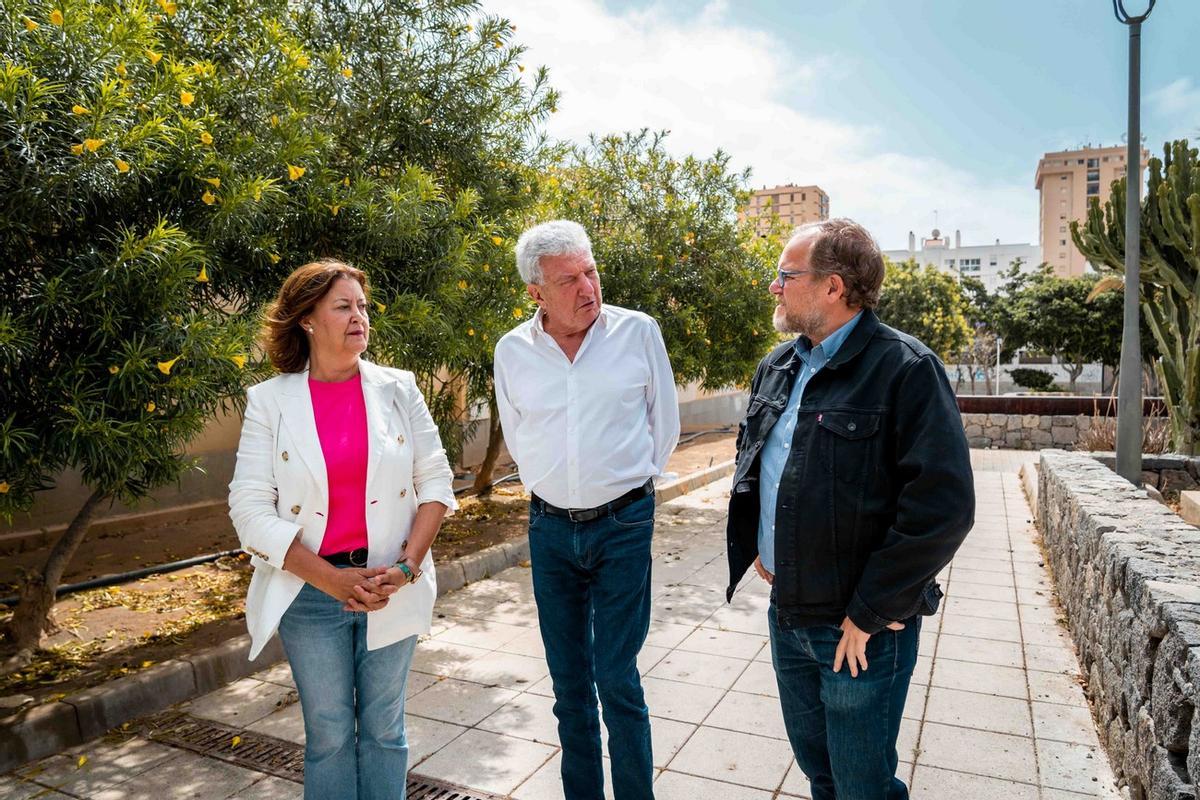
[488,0,1197,250]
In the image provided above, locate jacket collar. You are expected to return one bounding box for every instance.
[825,308,878,370]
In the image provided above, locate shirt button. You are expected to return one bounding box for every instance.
[399,488,407,498]
[848,422,857,431]
[397,434,405,445]
[291,504,300,514]
[281,451,289,461]
[809,367,816,373]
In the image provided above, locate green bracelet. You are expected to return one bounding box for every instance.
[396,562,415,584]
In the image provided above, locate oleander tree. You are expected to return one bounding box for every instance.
[0,0,554,663]
[1074,139,1199,453]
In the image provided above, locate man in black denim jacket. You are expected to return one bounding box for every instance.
[727,219,973,800]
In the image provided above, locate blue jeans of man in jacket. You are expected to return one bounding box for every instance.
[769,605,920,800]
[529,492,656,800]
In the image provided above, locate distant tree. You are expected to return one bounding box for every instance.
[1008,368,1058,392]
[876,258,971,362]
[993,267,1122,393]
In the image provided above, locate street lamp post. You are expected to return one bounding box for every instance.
[995,337,1003,394]
[1113,0,1155,484]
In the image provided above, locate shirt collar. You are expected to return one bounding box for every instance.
[794,310,864,365]
[531,304,608,338]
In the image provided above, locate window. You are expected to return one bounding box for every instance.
[1060,174,1068,180]
[1103,156,1110,162]
[1060,186,1067,193]
[1060,226,1067,233]
[1060,200,1067,207]
[1087,170,1100,181]
[1077,158,1085,164]
[1059,252,1067,259]
[789,193,794,202]
[1060,239,1067,246]
[801,193,806,201]
[1087,182,1100,195]
[945,259,956,268]
[1087,158,1099,168]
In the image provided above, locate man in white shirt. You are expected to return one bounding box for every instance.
[494,220,679,800]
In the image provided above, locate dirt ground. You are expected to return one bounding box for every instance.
[0,430,735,708]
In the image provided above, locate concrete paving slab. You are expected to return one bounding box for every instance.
[243,701,304,744]
[413,728,556,796]
[703,691,789,740]
[924,686,1033,737]
[16,738,175,797]
[668,726,793,791]
[640,676,725,725]
[916,722,1038,782]
[910,764,1040,799]
[90,750,260,799]
[223,774,304,799]
[180,677,296,728]
[931,658,1028,700]
[404,678,517,728]
[778,760,813,798]
[676,628,768,660]
[655,769,775,799]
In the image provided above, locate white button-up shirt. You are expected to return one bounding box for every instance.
[494,304,680,509]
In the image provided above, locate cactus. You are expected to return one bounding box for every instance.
[1072,140,1200,455]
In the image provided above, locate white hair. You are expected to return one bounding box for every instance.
[514,220,592,285]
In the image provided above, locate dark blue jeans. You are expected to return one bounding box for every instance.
[529,492,656,800]
[768,604,920,800]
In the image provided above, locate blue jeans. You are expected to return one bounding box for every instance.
[768,604,920,800]
[529,492,656,800]
[277,580,419,800]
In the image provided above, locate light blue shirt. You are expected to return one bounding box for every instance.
[757,312,863,573]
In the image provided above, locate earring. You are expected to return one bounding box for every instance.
[306,327,314,334]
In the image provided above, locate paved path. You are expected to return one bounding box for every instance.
[3,450,1124,799]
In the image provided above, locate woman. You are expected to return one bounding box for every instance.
[229,259,456,800]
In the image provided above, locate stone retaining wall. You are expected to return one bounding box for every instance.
[963,412,1096,450]
[1038,450,1200,800]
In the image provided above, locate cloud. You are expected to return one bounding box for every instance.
[1149,77,1200,139]
[493,0,1037,250]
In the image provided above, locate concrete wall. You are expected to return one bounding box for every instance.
[1037,450,1200,800]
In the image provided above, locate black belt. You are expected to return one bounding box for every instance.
[322,547,368,567]
[532,479,654,524]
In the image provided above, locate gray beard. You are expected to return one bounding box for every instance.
[773,305,822,336]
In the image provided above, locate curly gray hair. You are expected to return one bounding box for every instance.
[514,220,593,284]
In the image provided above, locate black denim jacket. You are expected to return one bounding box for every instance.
[725,310,974,634]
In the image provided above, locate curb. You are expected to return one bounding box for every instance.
[0,458,736,773]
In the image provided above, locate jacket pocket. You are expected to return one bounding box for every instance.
[818,410,881,485]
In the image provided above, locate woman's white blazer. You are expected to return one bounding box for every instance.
[228,359,458,659]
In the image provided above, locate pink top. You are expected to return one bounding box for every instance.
[309,373,369,555]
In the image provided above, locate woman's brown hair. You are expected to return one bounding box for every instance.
[262,259,370,373]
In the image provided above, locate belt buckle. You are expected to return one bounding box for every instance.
[567,508,584,523]
[349,548,368,567]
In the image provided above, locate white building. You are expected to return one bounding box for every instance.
[882,228,1042,292]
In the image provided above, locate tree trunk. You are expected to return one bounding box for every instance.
[1,488,108,664]
[1067,362,1085,393]
[470,392,504,496]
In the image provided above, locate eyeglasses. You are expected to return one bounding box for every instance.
[775,268,814,286]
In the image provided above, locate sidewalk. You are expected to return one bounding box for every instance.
[2,450,1124,799]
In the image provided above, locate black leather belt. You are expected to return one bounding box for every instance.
[532,479,654,524]
[322,547,368,567]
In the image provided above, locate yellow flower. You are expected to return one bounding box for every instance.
[83,138,104,152]
[268,253,281,264]
[295,54,310,69]
[201,190,216,205]
[0,481,8,494]
[342,176,350,187]
[253,187,262,201]
[199,131,213,145]
[329,204,340,216]
[230,354,246,369]
[196,265,209,281]
[490,235,503,246]
[420,118,432,125]
[179,90,194,106]
[145,401,156,412]
[23,16,38,31]
[157,357,179,374]
[70,143,84,155]
[374,301,386,313]
[49,9,63,25]
[482,263,490,272]
[518,65,525,73]
[157,0,176,15]
[287,164,305,181]
[270,114,279,126]
[202,176,220,188]
[115,62,127,77]
[147,50,162,65]
[457,280,468,290]
[108,365,120,374]
[72,104,89,115]
[751,279,758,286]
[341,67,353,78]
[512,308,523,319]
[77,755,88,768]
[493,39,502,49]
[467,328,475,337]
[192,63,204,75]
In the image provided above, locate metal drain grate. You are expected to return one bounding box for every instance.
[142,712,500,798]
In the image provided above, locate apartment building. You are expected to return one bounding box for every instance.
[740,184,829,234]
